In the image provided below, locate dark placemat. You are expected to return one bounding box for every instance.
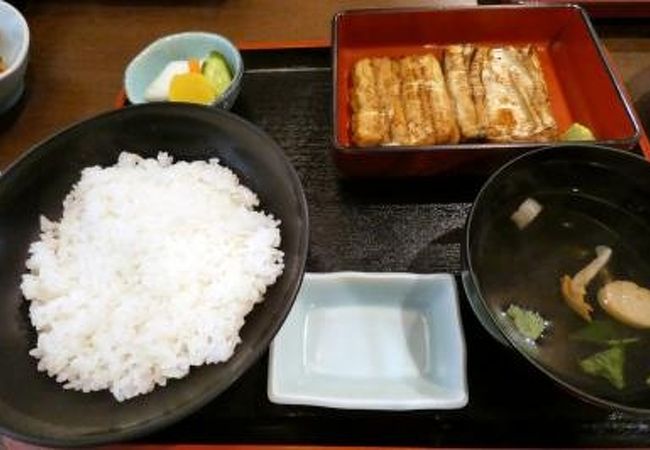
[144,48,650,447]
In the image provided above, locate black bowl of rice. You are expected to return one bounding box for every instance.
[0,103,309,446]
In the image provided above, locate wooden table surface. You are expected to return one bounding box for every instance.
[1,2,650,449]
[1,0,650,171]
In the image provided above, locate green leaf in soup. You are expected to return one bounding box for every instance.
[570,320,640,346]
[579,346,626,390]
[506,304,548,341]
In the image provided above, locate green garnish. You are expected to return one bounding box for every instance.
[579,346,626,390]
[561,122,595,141]
[570,320,640,346]
[506,304,547,341]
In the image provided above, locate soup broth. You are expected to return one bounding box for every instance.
[476,189,650,405]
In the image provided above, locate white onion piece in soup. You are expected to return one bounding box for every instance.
[511,197,543,230]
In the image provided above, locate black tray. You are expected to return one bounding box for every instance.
[143,48,650,447]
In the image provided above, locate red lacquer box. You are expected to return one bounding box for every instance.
[332,5,641,177]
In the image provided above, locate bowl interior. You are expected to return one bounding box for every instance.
[124,32,243,106]
[269,272,467,410]
[465,145,650,413]
[0,103,308,446]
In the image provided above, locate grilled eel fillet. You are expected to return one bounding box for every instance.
[467,45,557,142]
[444,44,485,140]
[351,54,459,146]
[350,46,557,146]
[351,58,387,146]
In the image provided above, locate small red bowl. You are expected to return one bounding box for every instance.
[331,5,642,177]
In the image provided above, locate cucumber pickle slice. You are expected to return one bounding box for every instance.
[201,51,233,97]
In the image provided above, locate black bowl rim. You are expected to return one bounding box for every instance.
[463,143,650,416]
[0,103,310,447]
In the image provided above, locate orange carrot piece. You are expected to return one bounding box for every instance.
[188,58,201,73]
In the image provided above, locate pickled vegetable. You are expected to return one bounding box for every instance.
[202,51,232,97]
[169,73,217,105]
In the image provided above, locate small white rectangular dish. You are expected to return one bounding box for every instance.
[268,272,468,410]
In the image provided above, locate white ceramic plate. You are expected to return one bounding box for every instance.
[268,272,468,410]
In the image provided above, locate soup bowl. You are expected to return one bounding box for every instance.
[463,144,650,414]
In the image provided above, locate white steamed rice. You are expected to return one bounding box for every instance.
[20,152,284,401]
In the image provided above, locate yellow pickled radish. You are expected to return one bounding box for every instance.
[169,73,217,105]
